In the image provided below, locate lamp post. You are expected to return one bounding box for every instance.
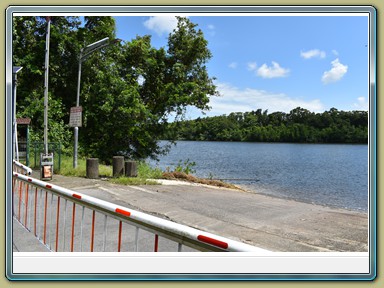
[41,16,54,181]
[43,17,51,156]
[73,37,121,168]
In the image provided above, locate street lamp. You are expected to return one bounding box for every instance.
[73,37,121,168]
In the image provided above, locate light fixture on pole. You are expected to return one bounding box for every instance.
[72,37,121,168]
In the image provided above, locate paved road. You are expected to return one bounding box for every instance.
[13,218,50,252]
[13,172,368,252]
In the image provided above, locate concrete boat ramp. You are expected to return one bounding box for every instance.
[13,172,368,252]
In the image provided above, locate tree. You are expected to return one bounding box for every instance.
[13,16,218,162]
[13,16,81,152]
[163,107,368,144]
[79,17,219,162]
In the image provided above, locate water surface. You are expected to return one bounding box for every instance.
[150,141,368,212]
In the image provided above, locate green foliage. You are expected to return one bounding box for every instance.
[164,108,368,144]
[13,16,218,163]
[57,155,112,177]
[137,162,164,179]
[110,161,163,185]
[109,177,158,186]
[57,157,161,185]
[13,16,82,152]
[174,159,196,175]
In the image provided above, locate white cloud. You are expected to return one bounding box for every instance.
[257,61,290,78]
[300,49,326,59]
[321,58,348,84]
[352,96,368,110]
[207,24,216,36]
[143,16,178,36]
[332,50,339,56]
[247,62,257,71]
[228,62,238,69]
[203,82,324,116]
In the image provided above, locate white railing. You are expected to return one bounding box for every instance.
[13,160,32,175]
[12,172,270,253]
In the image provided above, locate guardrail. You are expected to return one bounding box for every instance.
[12,172,269,253]
[13,160,32,175]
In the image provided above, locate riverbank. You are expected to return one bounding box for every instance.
[53,155,240,189]
[162,171,241,190]
[37,171,368,252]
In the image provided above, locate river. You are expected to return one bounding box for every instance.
[149,141,368,212]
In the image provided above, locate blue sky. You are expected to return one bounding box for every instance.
[115,14,369,119]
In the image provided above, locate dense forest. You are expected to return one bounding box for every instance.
[163,107,368,143]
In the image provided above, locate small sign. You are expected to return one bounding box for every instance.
[43,166,52,178]
[16,118,31,125]
[69,106,82,127]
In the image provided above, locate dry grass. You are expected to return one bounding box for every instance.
[162,171,240,190]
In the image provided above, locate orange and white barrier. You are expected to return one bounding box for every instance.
[13,160,32,175]
[12,172,270,253]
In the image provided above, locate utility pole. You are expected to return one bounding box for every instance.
[43,16,51,155]
[12,66,23,161]
[41,16,53,180]
[72,37,121,168]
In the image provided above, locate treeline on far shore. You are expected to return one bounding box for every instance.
[163,107,368,144]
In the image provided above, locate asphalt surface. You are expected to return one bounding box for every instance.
[13,171,368,253]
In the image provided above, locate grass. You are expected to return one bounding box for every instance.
[58,155,112,177]
[55,155,238,189]
[109,177,159,185]
[163,171,241,190]
[57,155,161,185]
[109,162,163,185]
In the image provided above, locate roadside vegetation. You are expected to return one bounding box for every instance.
[57,155,112,177]
[51,156,235,188]
[56,155,162,185]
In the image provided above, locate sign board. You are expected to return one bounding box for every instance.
[16,117,31,125]
[69,106,82,127]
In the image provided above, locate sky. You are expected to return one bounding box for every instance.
[114,14,369,119]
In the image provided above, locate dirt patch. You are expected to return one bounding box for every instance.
[162,171,240,190]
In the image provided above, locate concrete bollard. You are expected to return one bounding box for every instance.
[112,156,125,178]
[86,158,99,179]
[125,161,138,177]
